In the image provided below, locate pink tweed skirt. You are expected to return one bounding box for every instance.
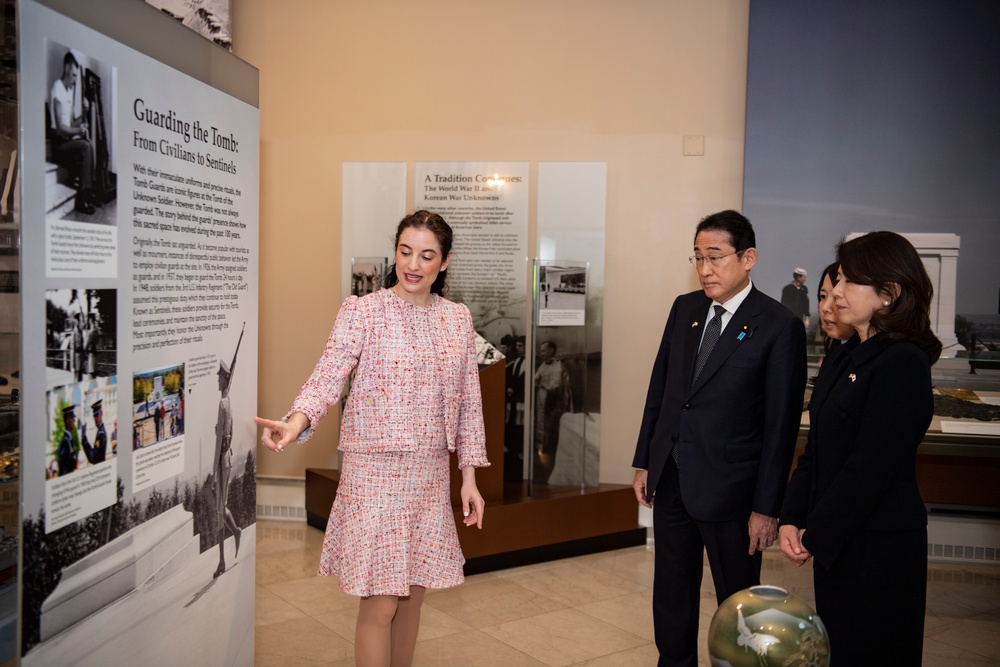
[318,446,465,597]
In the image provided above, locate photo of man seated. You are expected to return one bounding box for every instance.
[48,51,98,215]
[44,42,117,223]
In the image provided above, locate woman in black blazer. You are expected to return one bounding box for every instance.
[779,232,941,665]
[815,262,856,356]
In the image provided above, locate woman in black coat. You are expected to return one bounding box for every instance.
[814,261,857,357]
[779,232,942,665]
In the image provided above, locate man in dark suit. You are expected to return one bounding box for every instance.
[81,398,107,464]
[632,210,806,667]
[504,335,527,482]
[58,404,79,476]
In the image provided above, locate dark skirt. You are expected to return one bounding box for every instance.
[813,527,927,665]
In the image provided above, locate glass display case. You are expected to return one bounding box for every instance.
[528,259,598,493]
[803,335,1000,513]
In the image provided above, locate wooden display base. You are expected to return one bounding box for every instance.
[305,469,645,573]
[304,361,645,573]
[458,482,647,573]
[791,430,1000,511]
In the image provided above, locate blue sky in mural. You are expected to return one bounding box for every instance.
[744,0,999,316]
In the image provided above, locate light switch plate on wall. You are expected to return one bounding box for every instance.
[683,135,705,156]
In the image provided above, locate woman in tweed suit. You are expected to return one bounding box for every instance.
[256,211,489,667]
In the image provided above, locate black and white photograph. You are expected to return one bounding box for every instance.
[531,335,597,488]
[500,333,526,482]
[210,323,245,579]
[350,256,386,298]
[537,264,587,326]
[44,41,117,225]
[532,337,572,484]
[145,0,232,51]
[45,288,117,386]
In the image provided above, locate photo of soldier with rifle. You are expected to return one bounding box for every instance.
[213,322,244,578]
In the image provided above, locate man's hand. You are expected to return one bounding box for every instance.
[633,469,653,508]
[748,511,778,555]
[779,524,812,566]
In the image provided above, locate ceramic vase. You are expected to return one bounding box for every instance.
[707,584,830,667]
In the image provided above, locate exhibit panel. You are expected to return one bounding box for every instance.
[16,0,260,663]
[413,161,531,354]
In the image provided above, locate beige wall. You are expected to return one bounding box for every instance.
[233,0,750,484]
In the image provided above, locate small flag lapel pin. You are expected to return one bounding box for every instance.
[849,373,857,382]
[691,322,699,328]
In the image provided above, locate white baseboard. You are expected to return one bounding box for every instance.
[256,476,306,523]
[927,513,1000,564]
[639,506,1000,565]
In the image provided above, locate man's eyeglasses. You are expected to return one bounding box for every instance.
[688,251,739,267]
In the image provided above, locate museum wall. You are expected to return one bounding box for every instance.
[232,0,751,484]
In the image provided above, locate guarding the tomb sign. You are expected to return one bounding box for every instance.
[19,1,258,664]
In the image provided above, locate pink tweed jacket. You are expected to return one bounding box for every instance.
[288,288,488,468]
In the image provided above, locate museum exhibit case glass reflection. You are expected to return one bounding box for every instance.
[0,0,19,659]
[529,259,598,493]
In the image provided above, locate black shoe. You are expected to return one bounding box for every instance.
[74,198,95,215]
[213,563,226,578]
[77,189,103,208]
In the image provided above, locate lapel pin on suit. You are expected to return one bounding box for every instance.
[849,373,857,382]
[737,324,752,341]
[691,321,699,328]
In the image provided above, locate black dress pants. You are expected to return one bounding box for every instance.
[651,458,762,667]
[53,137,94,189]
